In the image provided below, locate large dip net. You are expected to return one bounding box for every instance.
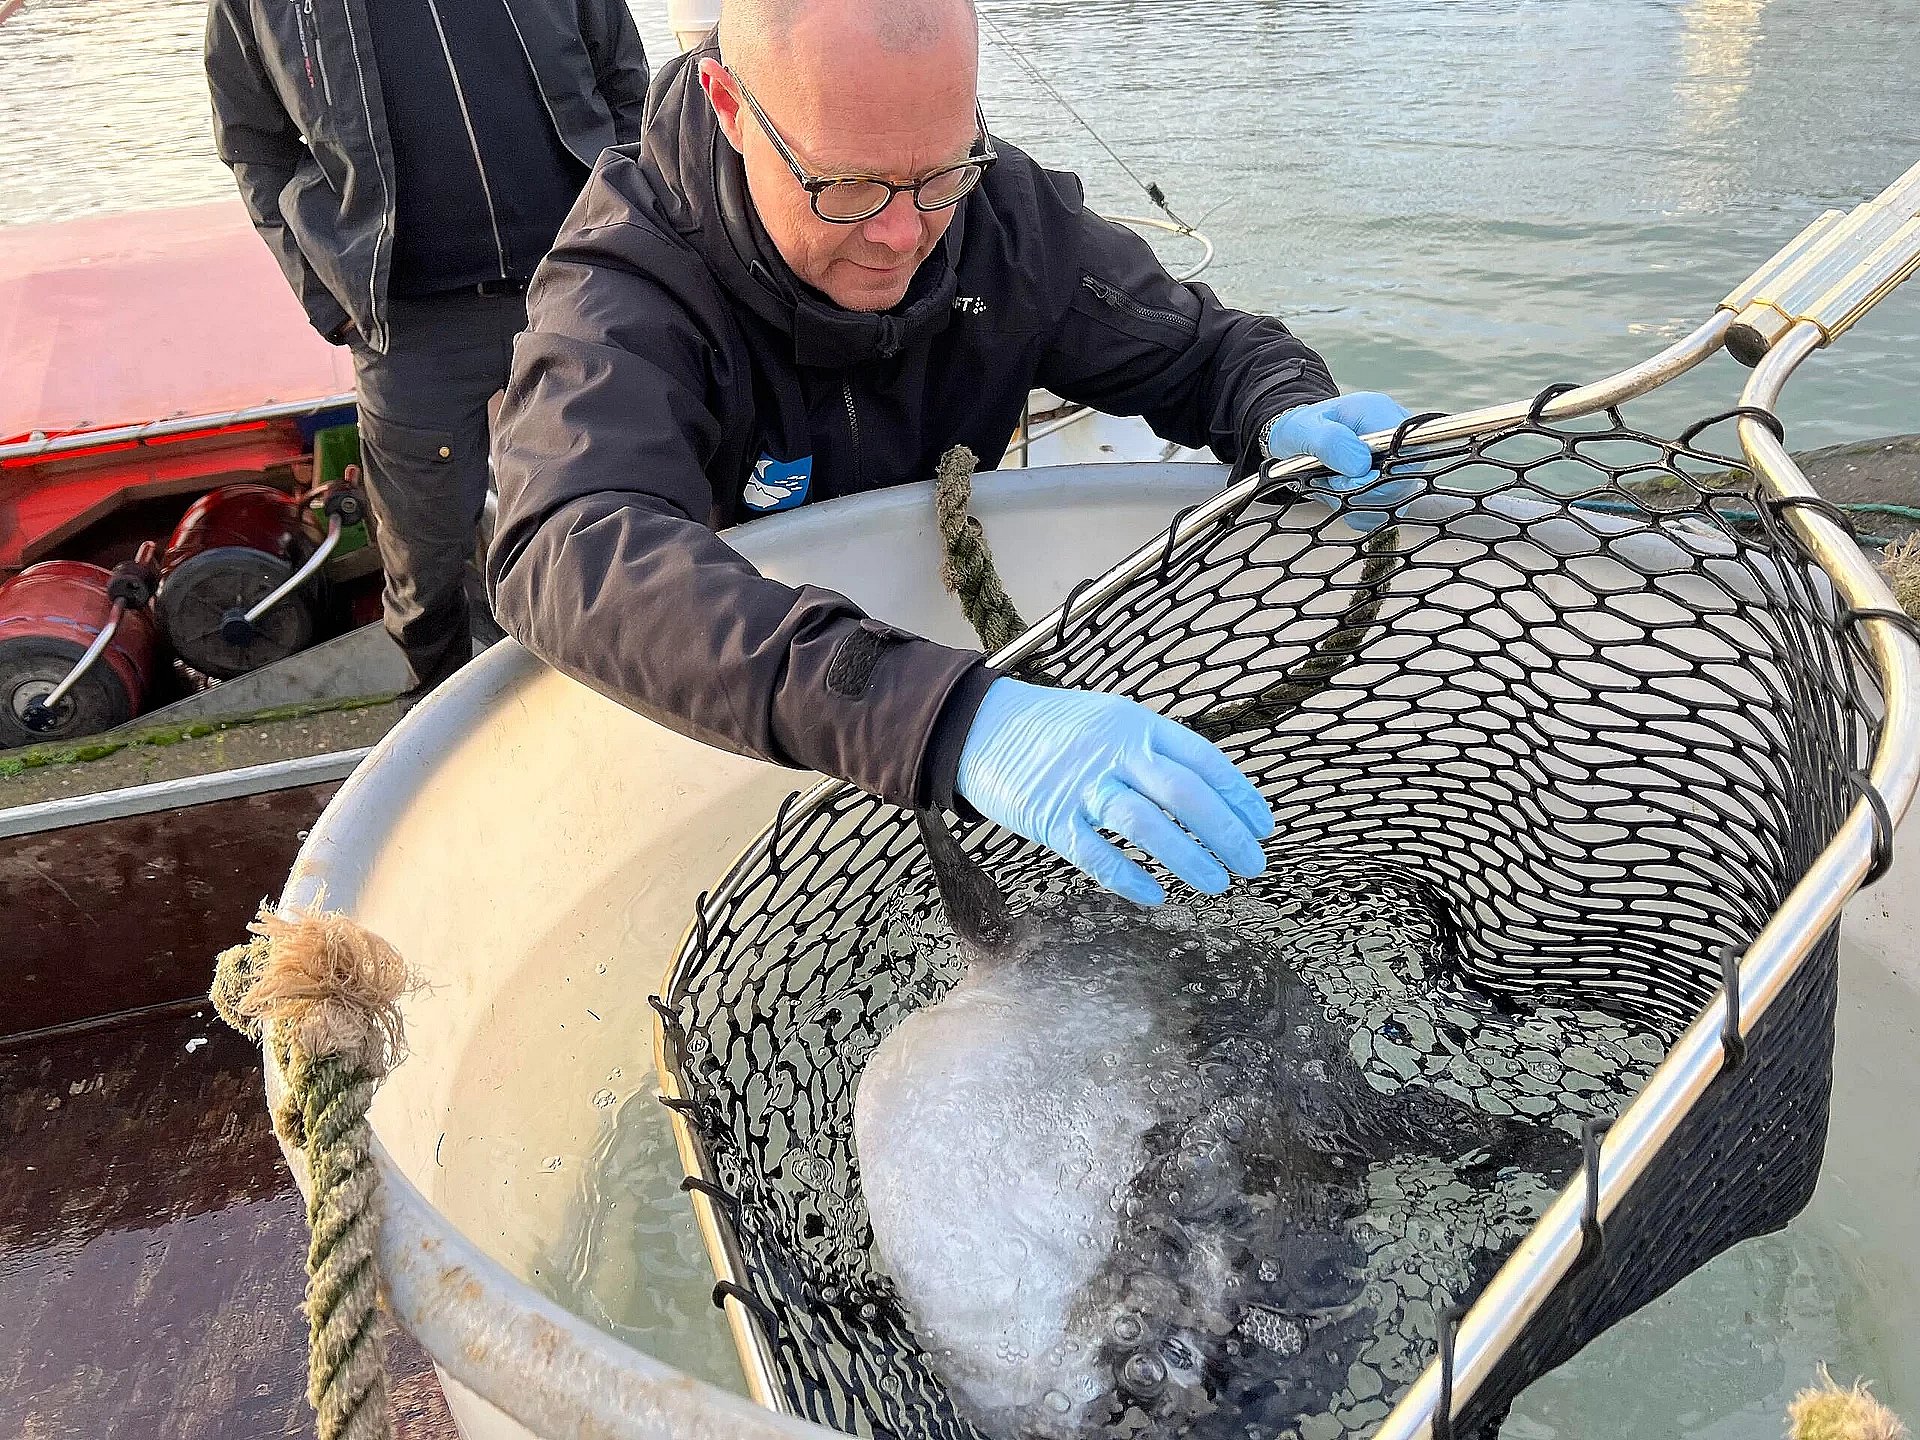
[653,167,1920,1440]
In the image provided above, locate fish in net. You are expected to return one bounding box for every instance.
[853,817,1674,1440]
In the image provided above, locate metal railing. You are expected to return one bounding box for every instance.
[0,392,355,465]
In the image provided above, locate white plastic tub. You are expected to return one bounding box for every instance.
[273,463,1920,1440]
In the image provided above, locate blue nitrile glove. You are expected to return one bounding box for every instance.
[954,677,1274,907]
[1266,392,1418,532]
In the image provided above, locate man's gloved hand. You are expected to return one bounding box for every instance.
[955,678,1273,907]
[1266,392,1417,532]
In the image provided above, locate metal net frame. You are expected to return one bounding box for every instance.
[654,165,1920,1440]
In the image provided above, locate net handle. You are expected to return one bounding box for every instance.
[1719,158,1920,364]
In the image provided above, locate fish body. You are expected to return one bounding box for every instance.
[854,820,1659,1439]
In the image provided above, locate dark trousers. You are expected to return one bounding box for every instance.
[349,290,526,698]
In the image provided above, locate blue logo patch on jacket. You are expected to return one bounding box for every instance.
[742,453,813,513]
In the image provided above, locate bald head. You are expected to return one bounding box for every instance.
[702,0,984,312]
[719,0,977,79]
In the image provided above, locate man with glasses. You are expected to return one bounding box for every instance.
[490,0,1411,906]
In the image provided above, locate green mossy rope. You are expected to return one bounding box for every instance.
[0,693,396,778]
[932,445,1029,655]
[213,905,415,1440]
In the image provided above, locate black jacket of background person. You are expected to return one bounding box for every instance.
[205,0,650,353]
[489,39,1340,814]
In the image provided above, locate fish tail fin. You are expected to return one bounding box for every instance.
[914,810,1018,954]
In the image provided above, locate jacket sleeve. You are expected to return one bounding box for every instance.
[488,202,996,809]
[1036,203,1339,474]
[204,0,351,340]
[578,0,651,144]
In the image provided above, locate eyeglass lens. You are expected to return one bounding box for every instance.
[813,165,981,221]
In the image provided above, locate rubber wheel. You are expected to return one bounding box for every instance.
[0,633,139,749]
[158,546,316,679]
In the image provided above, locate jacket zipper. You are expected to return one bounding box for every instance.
[303,0,333,104]
[422,0,510,279]
[333,0,393,345]
[842,382,863,488]
[495,0,595,169]
[292,0,318,92]
[1081,273,1196,334]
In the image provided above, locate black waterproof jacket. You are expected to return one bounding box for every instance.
[489,41,1340,811]
[205,0,650,352]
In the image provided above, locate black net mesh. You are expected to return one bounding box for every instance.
[655,397,1882,1439]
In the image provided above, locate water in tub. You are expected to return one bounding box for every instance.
[456,856,1912,1436]
[470,859,1912,1435]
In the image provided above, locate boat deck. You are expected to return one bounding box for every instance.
[0,774,455,1439]
[1,1008,458,1438]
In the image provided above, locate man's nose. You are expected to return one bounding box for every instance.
[860,192,924,254]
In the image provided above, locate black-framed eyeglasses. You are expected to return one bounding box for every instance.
[724,65,997,224]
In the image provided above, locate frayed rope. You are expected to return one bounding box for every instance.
[213,901,420,1440]
[1789,1365,1910,1440]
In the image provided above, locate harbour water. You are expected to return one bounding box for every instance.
[4,0,1917,449]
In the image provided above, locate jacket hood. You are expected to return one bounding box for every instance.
[642,39,959,370]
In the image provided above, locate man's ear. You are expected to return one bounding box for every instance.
[699,57,747,153]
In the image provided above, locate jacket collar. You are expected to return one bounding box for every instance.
[645,39,958,371]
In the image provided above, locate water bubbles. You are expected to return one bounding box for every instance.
[1111,1313,1144,1345]
[1120,1350,1168,1395]
[591,1088,617,1108]
[541,1155,563,1172]
[1043,1389,1072,1414]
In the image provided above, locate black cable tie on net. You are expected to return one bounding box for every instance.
[680,1173,738,1215]
[1157,504,1203,581]
[1525,382,1581,426]
[1717,943,1747,1074]
[768,791,802,878]
[1053,576,1096,649]
[1677,404,1786,449]
[691,891,711,962]
[647,993,684,1039]
[1386,409,1448,461]
[712,1279,781,1336]
[1839,604,1920,649]
[1766,493,1859,540]
[1574,1116,1613,1271]
[658,1094,704,1128]
[1432,1301,1467,1440]
[1847,769,1897,886]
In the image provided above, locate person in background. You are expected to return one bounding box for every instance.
[491,0,1414,904]
[206,0,649,704]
